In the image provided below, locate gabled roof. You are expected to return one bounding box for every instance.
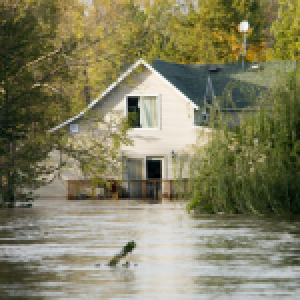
[49,58,296,133]
[151,59,296,109]
[49,58,197,133]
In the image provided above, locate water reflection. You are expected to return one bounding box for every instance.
[0,200,299,299]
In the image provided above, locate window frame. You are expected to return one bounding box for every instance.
[125,94,161,130]
[70,123,79,133]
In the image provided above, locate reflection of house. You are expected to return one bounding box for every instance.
[34,59,296,199]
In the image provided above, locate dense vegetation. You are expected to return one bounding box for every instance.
[181,70,299,215]
[172,0,299,215]
[0,0,134,207]
[0,0,79,206]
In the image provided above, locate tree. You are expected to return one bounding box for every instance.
[55,110,133,186]
[266,0,299,64]
[0,0,133,207]
[0,1,73,206]
[158,0,268,63]
[184,70,300,215]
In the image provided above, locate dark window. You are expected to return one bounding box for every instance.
[127,97,140,128]
[127,96,158,128]
[147,160,162,179]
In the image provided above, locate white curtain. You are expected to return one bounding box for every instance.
[139,96,157,128]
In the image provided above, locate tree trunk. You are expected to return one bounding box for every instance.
[3,90,16,208]
[4,141,16,208]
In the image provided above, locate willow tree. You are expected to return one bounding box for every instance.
[185,69,300,215]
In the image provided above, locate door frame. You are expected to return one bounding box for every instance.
[123,154,167,180]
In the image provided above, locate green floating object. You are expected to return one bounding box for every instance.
[108,240,136,267]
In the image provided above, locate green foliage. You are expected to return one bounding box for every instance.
[0,0,86,206]
[184,70,300,215]
[266,0,299,63]
[148,0,268,64]
[127,111,139,128]
[0,1,135,207]
[62,109,134,182]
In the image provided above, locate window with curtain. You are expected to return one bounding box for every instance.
[127,96,158,128]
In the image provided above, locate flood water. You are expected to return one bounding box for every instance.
[0,199,300,299]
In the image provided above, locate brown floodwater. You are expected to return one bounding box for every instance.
[0,199,300,299]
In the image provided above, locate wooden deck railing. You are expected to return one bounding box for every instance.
[67,179,190,201]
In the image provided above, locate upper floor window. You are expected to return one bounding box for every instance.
[126,95,160,129]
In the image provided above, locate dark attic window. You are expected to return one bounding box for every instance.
[127,97,141,128]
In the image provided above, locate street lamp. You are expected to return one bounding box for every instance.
[238,20,250,71]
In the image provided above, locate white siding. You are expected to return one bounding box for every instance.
[91,67,210,179]
[33,66,212,198]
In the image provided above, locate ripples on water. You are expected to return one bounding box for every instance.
[0,199,300,299]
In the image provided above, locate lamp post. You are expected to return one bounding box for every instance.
[238,20,250,71]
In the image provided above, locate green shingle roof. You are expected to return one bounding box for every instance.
[151,59,296,109]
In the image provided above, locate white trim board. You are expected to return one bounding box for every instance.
[48,59,198,133]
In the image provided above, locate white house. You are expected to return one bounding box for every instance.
[33,58,296,199]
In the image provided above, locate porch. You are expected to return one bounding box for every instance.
[67,179,190,201]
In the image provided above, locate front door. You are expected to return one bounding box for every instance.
[146,157,163,200]
[146,159,162,179]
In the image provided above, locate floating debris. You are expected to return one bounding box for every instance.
[108,240,136,267]
[95,241,137,268]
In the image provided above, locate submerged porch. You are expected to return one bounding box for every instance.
[67,179,190,202]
